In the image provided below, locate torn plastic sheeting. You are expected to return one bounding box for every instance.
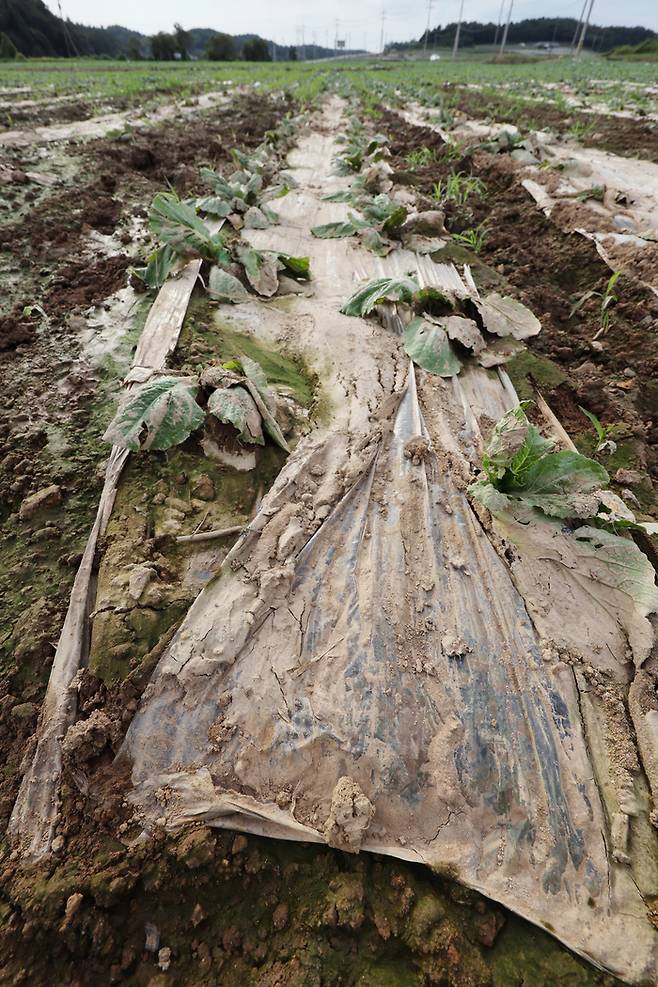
[123,362,656,984]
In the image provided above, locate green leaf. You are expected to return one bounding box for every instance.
[207,385,264,444]
[103,376,204,452]
[235,245,279,297]
[340,275,418,317]
[404,316,461,377]
[509,451,609,496]
[277,254,311,279]
[579,405,606,444]
[507,424,556,485]
[208,267,250,304]
[149,191,227,263]
[321,190,354,202]
[311,218,368,239]
[132,244,176,290]
[474,292,541,340]
[482,403,536,481]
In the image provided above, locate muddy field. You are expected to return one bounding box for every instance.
[1,59,657,987]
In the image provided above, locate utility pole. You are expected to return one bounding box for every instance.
[575,0,594,58]
[499,0,513,58]
[452,0,465,58]
[379,8,386,54]
[423,0,433,52]
[571,0,587,50]
[334,19,339,56]
[301,24,306,61]
[493,0,505,47]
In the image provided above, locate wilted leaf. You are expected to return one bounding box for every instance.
[103,376,204,452]
[437,315,485,354]
[208,266,250,304]
[404,317,461,377]
[360,228,393,256]
[509,451,608,496]
[340,275,418,317]
[321,190,354,203]
[311,219,367,239]
[132,244,177,290]
[196,195,233,218]
[150,193,214,257]
[207,385,264,444]
[244,206,271,229]
[474,292,541,340]
[235,245,279,297]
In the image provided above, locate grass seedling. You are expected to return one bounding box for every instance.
[432,172,487,207]
[570,271,622,339]
[579,406,618,455]
[451,226,488,253]
[406,146,436,168]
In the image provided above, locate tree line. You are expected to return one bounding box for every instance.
[0,0,296,61]
[392,17,655,52]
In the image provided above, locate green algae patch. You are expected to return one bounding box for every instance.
[505,349,567,401]
[87,432,286,685]
[490,914,624,987]
[175,294,315,408]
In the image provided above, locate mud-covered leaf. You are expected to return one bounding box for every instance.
[438,315,485,354]
[132,244,177,290]
[207,385,264,445]
[476,338,525,368]
[341,274,418,317]
[244,206,271,229]
[235,245,279,297]
[474,292,541,340]
[360,228,393,256]
[404,316,461,377]
[239,355,269,398]
[208,266,250,304]
[481,403,552,482]
[103,376,204,452]
[196,195,233,218]
[150,192,222,261]
[321,189,354,203]
[311,218,367,239]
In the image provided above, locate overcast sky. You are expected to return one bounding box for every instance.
[48,0,658,49]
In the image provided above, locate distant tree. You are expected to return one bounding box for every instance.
[0,32,18,59]
[174,22,190,60]
[126,37,142,60]
[288,45,297,61]
[206,32,236,60]
[150,32,177,60]
[242,37,271,61]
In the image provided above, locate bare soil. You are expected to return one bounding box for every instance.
[0,95,648,987]
[384,109,658,515]
[443,86,658,163]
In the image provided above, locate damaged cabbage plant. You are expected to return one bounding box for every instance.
[132,190,310,299]
[340,272,541,377]
[103,355,290,457]
[312,189,447,257]
[470,402,658,538]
